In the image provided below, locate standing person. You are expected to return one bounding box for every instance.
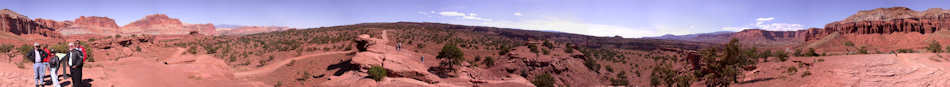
[48,49,60,87]
[28,43,49,87]
[69,40,86,87]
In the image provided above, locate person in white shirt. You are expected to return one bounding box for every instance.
[28,43,49,87]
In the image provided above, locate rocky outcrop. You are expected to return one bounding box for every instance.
[121,14,215,35]
[73,16,119,29]
[215,26,293,35]
[724,7,950,43]
[0,9,59,37]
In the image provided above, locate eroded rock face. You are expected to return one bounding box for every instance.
[0,9,59,37]
[74,16,119,29]
[121,14,216,35]
[730,7,950,42]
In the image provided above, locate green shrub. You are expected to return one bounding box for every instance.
[482,56,495,67]
[611,72,629,86]
[897,49,915,53]
[437,43,464,66]
[785,66,798,75]
[17,44,33,62]
[583,58,600,72]
[801,71,812,77]
[805,48,819,57]
[564,46,574,53]
[541,48,550,55]
[368,66,387,81]
[928,41,943,53]
[0,44,13,52]
[776,50,788,62]
[531,73,555,87]
[542,41,555,49]
[793,49,803,57]
[528,44,540,53]
[857,46,868,54]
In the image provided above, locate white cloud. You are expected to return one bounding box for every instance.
[513,12,523,16]
[438,11,467,16]
[472,18,672,38]
[722,17,804,31]
[756,17,775,21]
[435,11,492,21]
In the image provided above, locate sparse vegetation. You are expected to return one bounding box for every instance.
[437,43,465,67]
[528,44,540,53]
[542,41,555,49]
[897,49,915,53]
[369,66,387,81]
[785,66,798,75]
[611,72,629,86]
[650,63,692,87]
[805,48,819,57]
[531,73,555,87]
[482,56,495,67]
[801,71,812,77]
[17,44,33,62]
[776,50,788,61]
[694,38,756,86]
[583,58,600,72]
[928,41,942,53]
[0,44,13,53]
[857,46,869,54]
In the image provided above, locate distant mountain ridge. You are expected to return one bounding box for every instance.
[0,9,291,36]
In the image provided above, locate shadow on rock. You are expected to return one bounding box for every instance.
[327,59,360,76]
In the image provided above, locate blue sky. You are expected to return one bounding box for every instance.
[3,0,950,38]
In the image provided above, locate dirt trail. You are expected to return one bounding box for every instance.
[233,51,352,77]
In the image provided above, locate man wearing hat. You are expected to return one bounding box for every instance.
[27,43,50,87]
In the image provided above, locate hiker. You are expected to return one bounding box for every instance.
[396,43,401,51]
[48,49,61,87]
[420,56,424,62]
[68,41,87,87]
[28,43,49,87]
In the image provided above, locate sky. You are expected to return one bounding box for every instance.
[3,0,950,38]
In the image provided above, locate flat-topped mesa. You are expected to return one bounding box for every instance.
[123,14,184,28]
[121,14,216,35]
[822,7,950,37]
[74,16,119,29]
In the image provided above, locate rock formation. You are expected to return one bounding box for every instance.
[0,9,60,37]
[121,14,216,35]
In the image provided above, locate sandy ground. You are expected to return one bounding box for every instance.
[0,46,331,87]
[738,53,950,87]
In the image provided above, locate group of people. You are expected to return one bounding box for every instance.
[28,40,87,87]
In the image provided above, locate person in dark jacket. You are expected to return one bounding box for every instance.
[28,43,49,87]
[69,41,87,87]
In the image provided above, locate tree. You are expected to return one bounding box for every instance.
[927,41,943,53]
[438,43,465,66]
[699,38,755,86]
